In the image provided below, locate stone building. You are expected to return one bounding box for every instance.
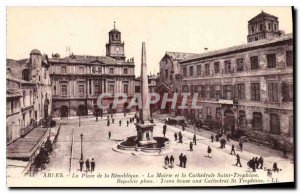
[179,11,293,148]
[6,50,52,144]
[156,52,200,114]
[49,24,135,117]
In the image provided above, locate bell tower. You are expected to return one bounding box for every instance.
[247,11,281,43]
[106,22,125,61]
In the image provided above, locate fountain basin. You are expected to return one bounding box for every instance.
[117,136,170,153]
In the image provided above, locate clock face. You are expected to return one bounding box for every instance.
[115,46,120,52]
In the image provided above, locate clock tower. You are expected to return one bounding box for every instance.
[106,22,125,61]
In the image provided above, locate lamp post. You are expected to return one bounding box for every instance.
[80,133,83,160]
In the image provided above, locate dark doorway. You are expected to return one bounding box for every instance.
[224,109,235,131]
[77,105,86,116]
[60,106,68,118]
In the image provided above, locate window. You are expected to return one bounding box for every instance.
[251,83,260,101]
[259,23,263,31]
[98,67,102,74]
[78,85,84,96]
[79,67,84,74]
[235,83,245,100]
[190,85,194,96]
[205,63,210,76]
[214,62,220,74]
[223,85,233,100]
[123,84,128,94]
[182,85,189,93]
[252,112,262,130]
[108,85,115,94]
[61,66,67,73]
[270,114,280,134]
[109,68,114,74]
[165,69,168,78]
[281,82,293,102]
[274,23,277,31]
[215,85,221,100]
[124,68,128,74]
[286,51,293,67]
[251,26,254,33]
[197,65,201,76]
[183,67,187,77]
[94,83,100,95]
[236,58,244,72]
[250,56,259,70]
[224,60,232,73]
[268,82,278,102]
[268,23,271,30]
[267,53,276,68]
[61,85,67,96]
[189,66,194,76]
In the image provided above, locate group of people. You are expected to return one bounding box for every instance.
[79,158,95,172]
[164,155,175,168]
[179,153,187,168]
[247,157,264,172]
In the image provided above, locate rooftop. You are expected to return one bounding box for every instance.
[181,33,293,63]
[165,52,201,61]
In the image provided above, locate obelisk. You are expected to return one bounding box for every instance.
[136,42,156,145]
[140,42,151,121]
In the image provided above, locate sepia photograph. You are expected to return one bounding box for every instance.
[5,6,294,187]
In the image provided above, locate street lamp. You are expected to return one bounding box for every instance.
[80,133,83,160]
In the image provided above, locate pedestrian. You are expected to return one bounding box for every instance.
[179,153,183,167]
[108,131,111,139]
[258,156,264,169]
[111,114,113,119]
[248,158,256,172]
[235,154,242,167]
[107,115,109,120]
[273,162,279,172]
[127,120,129,127]
[119,120,121,126]
[220,139,223,148]
[170,155,174,168]
[91,158,95,172]
[178,132,183,143]
[211,134,214,142]
[207,146,212,158]
[227,133,230,142]
[216,135,219,142]
[164,156,170,168]
[79,159,84,172]
[112,118,114,124]
[189,141,193,151]
[193,134,197,145]
[163,124,166,137]
[85,159,90,172]
[255,157,259,169]
[182,155,187,168]
[239,141,243,152]
[182,125,185,131]
[231,144,236,155]
[107,119,110,126]
[174,132,178,141]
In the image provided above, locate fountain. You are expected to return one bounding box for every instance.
[115,42,171,155]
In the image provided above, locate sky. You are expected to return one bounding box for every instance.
[7,7,293,76]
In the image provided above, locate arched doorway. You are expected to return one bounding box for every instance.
[270,113,280,134]
[238,110,246,129]
[224,109,235,131]
[60,106,68,118]
[77,105,86,116]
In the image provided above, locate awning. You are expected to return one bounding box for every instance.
[7,127,50,160]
